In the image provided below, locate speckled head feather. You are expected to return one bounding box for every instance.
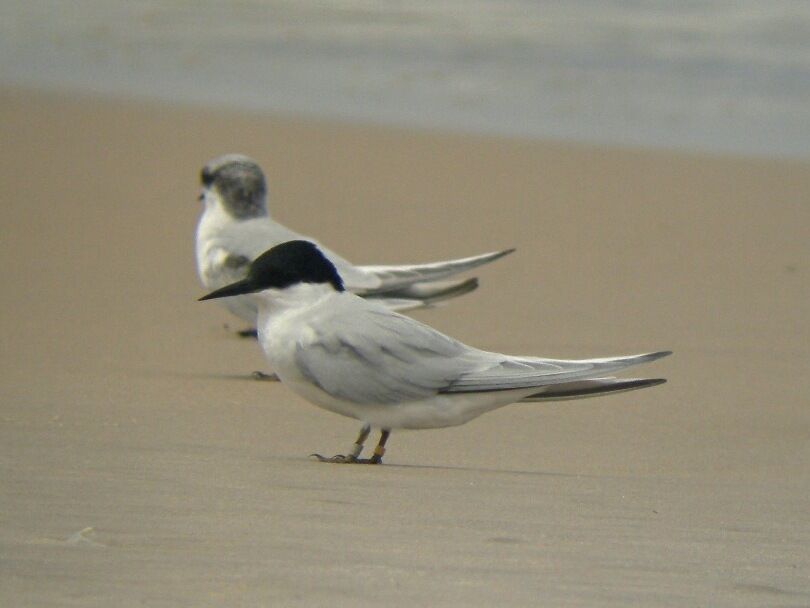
[201,154,267,219]
[199,240,345,301]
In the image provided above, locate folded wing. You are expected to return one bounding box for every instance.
[442,351,672,393]
[293,307,473,404]
[353,248,514,295]
[212,217,513,295]
[293,298,670,405]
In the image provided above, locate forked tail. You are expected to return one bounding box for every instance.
[520,377,666,402]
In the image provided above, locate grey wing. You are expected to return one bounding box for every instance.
[215,218,512,293]
[293,308,473,404]
[443,351,672,393]
[220,218,382,290]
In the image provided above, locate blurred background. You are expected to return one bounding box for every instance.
[2,3,809,606]
[2,0,810,159]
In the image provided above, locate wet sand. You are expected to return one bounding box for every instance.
[1,88,808,606]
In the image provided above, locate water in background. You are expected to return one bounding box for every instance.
[2,1,809,159]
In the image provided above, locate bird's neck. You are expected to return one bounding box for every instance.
[202,196,268,226]
[256,283,340,349]
[257,283,338,317]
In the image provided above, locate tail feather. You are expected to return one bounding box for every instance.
[520,377,666,402]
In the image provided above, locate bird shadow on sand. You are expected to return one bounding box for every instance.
[368,461,603,479]
[259,453,587,478]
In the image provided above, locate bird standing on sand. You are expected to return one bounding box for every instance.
[200,240,671,464]
[196,154,513,335]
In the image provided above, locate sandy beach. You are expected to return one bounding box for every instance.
[1,88,808,606]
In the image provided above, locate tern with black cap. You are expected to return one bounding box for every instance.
[196,154,514,335]
[200,240,671,465]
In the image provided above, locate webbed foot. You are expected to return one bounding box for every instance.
[310,453,384,464]
[310,453,359,464]
[309,425,387,464]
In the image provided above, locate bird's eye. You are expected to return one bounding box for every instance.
[200,168,214,186]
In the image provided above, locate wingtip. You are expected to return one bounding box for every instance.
[479,247,516,262]
[460,276,480,289]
